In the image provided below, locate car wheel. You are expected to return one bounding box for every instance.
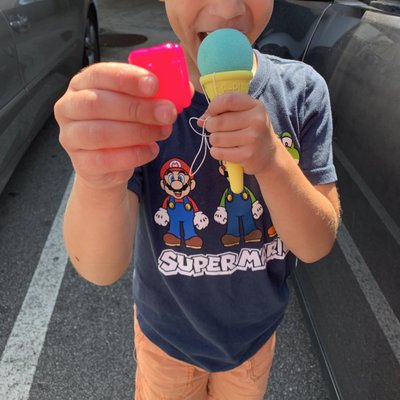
[83,11,100,66]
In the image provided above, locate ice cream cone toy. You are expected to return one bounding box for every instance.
[197,29,254,194]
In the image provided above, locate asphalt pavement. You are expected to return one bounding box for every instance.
[0,0,334,399]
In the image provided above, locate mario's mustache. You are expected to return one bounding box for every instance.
[165,182,190,192]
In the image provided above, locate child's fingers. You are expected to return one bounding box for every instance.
[57,90,177,125]
[208,128,254,148]
[209,144,251,165]
[60,120,171,151]
[72,144,159,176]
[70,62,159,97]
[205,108,267,149]
[205,108,261,134]
[203,92,256,117]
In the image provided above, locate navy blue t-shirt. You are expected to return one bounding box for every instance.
[128,51,337,372]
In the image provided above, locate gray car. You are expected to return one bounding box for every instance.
[255,1,400,399]
[0,0,100,194]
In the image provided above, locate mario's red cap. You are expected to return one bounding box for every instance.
[160,158,193,179]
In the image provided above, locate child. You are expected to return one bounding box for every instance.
[55,0,341,398]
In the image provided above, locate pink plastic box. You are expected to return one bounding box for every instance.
[128,43,191,113]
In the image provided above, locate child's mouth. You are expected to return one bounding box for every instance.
[198,32,209,42]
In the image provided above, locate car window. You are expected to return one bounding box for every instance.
[361,0,400,11]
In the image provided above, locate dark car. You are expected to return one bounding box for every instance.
[0,0,100,195]
[255,1,400,399]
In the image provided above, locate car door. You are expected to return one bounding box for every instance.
[297,1,400,399]
[256,0,400,398]
[2,0,71,89]
[0,8,24,111]
[0,6,25,191]
[0,0,81,195]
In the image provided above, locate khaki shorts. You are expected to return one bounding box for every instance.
[133,311,276,400]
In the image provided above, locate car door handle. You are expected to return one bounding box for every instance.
[9,14,31,33]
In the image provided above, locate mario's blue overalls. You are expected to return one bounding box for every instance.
[167,196,196,239]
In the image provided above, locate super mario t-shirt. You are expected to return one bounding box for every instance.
[128,51,337,372]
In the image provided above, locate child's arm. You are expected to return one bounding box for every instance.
[254,140,340,263]
[62,177,139,286]
[200,92,340,263]
[54,62,177,285]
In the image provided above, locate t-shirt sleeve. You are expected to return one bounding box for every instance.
[298,67,337,185]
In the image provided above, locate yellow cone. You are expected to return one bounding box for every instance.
[200,71,252,101]
[200,70,252,194]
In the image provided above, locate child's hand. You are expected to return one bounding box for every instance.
[55,62,178,190]
[199,92,278,177]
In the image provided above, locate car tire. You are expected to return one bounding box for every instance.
[83,10,100,66]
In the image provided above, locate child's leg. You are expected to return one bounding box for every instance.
[207,333,276,400]
[134,312,209,400]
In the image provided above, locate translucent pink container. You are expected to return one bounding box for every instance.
[128,43,191,113]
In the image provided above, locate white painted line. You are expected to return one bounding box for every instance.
[334,143,400,247]
[0,175,73,400]
[337,223,400,365]
[334,143,400,362]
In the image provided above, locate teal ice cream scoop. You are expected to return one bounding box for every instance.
[197,28,253,75]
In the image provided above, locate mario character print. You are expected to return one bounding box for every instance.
[154,158,209,249]
[214,161,263,247]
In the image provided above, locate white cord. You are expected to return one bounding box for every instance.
[188,116,211,176]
